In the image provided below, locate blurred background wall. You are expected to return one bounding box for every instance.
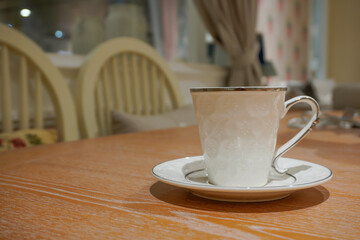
[0,0,359,85]
[327,0,360,84]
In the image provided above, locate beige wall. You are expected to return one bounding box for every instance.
[327,0,360,83]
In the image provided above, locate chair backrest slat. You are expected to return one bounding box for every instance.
[19,56,29,130]
[1,45,13,132]
[150,64,159,115]
[111,56,122,111]
[130,54,141,115]
[34,70,43,129]
[159,74,166,114]
[101,66,113,135]
[95,80,105,136]
[140,57,150,115]
[120,54,132,113]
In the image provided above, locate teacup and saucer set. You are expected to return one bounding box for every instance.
[152,87,333,202]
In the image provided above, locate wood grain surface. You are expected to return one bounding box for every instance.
[1,112,359,239]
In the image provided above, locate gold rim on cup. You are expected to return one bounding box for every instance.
[190,87,287,92]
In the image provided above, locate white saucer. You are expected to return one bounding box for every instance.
[152,156,332,202]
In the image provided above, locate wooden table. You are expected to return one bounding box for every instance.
[1,113,360,239]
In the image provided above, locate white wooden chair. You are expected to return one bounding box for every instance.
[76,37,184,138]
[0,24,79,141]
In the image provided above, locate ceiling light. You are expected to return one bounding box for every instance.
[20,9,31,17]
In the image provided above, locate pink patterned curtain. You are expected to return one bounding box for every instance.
[257,0,310,82]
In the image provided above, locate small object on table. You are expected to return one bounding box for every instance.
[288,107,360,129]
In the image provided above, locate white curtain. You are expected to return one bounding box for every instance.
[104,3,147,41]
[71,15,103,54]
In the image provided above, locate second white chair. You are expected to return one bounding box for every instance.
[76,37,184,138]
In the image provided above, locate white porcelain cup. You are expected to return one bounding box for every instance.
[191,87,320,187]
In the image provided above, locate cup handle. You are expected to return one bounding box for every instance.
[272,96,320,174]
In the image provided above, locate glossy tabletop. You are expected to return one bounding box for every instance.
[1,113,360,239]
